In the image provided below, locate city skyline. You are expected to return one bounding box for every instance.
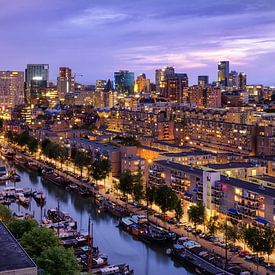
[1,0,275,85]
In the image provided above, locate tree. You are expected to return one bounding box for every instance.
[20,227,59,260]
[175,200,183,222]
[8,219,38,240]
[219,223,239,245]
[155,185,179,215]
[242,225,265,270]
[37,246,80,275]
[17,131,29,147]
[188,201,205,230]
[73,150,88,176]
[146,186,157,206]
[0,204,12,223]
[262,226,275,263]
[132,173,144,203]
[57,145,69,169]
[41,139,52,156]
[91,157,111,185]
[28,137,39,154]
[206,215,219,235]
[118,170,134,200]
[5,130,19,143]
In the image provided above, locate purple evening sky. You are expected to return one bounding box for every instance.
[1,0,275,85]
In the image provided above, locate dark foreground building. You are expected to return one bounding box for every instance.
[0,222,37,275]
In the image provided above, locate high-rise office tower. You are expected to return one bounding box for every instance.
[134,73,150,93]
[238,72,247,90]
[25,64,49,103]
[57,67,75,101]
[218,61,229,87]
[160,73,188,103]
[228,70,238,90]
[95,79,116,108]
[198,75,209,87]
[176,73,189,88]
[114,70,134,95]
[0,71,24,110]
[155,69,162,92]
[155,67,175,92]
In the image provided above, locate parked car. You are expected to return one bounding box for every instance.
[167,218,177,225]
[239,250,250,257]
[229,245,242,253]
[186,226,193,232]
[154,213,162,219]
[217,241,226,248]
[252,256,265,263]
[199,233,206,238]
[209,237,220,243]
[245,253,256,261]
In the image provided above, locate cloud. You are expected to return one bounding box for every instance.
[65,8,129,27]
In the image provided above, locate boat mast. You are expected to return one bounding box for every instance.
[87,216,93,273]
[57,200,60,238]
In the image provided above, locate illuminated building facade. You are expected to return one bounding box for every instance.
[147,160,275,227]
[238,72,247,90]
[57,67,75,100]
[134,74,150,93]
[114,70,134,95]
[25,64,49,103]
[218,61,229,87]
[0,71,24,112]
[189,86,221,108]
[198,75,209,87]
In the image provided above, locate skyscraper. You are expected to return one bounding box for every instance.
[25,64,49,103]
[238,72,247,90]
[0,71,24,110]
[95,79,116,108]
[218,61,229,87]
[114,70,134,95]
[198,75,209,87]
[228,70,238,90]
[134,73,150,93]
[160,73,188,103]
[57,67,75,101]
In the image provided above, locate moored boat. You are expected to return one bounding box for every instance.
[103,200,129,218]
[32,191,46,205]
[119,214,176,244]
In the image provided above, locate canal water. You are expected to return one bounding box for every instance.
[1,162,195,275]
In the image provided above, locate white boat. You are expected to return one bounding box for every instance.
[17,193,30,205]
[0,166,9,181]
[2,187,16,197]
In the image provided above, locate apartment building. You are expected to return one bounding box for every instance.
[68,138,121,177]
[147,160,275,227]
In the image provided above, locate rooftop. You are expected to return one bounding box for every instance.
[68,138,120,152]
[220,176,275,197]
[162,150,216,158]
[206,162,259,170]
[155,160,203,176]
[0,222,36,272]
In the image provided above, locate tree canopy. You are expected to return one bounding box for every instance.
[155,185,179,214]
[188,201,205,229]
[37,246,80,275]
[20,227,59,260]
[118,170,134,198]
[8,219,38,240]
[0,204,12,223]
[91,158,111,182]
